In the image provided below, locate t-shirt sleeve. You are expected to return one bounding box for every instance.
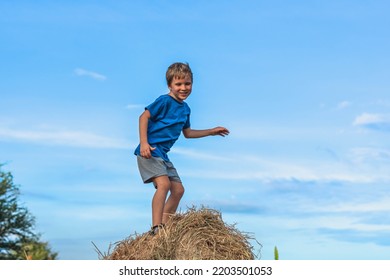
[145,96,166,121]
[183,107,191,129]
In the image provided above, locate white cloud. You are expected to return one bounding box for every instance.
[58,206,131,221]
[349,147,390,163]
[228,124,319,141]
[353,113,383,126]
[353,113,390,132]
[283,215,390,234]
[0,126,130,149]
[126,104,144,110]
[180,154,386,184]
[323,198,390,214]
[374,99,390,108]
[74,68,107,81]
[337,100,350,109]
[172,147,232,161]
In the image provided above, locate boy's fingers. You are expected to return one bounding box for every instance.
[219,127,229,136]
[141,150,150,158]
[211,127,229,137]
[141,146,156,158]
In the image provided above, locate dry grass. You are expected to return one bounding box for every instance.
[103,206,260,260]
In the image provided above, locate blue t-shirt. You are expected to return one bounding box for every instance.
[134,94,191,162]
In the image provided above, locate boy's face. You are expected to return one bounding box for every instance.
[168,75,192,102]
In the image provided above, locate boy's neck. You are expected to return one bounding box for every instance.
[168,92,184,103]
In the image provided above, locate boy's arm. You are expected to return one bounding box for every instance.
[139,110,156,158]
[183,126,230,139]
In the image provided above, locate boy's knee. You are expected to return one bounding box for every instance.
[154,178,171,192]
[156,183,171,192]
[173,183,185,197]
[175,189,184,198]
[179,186,185,196]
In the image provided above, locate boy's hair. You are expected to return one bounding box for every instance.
[166,62,193,86]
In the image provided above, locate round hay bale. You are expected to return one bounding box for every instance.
[105,206,260,260]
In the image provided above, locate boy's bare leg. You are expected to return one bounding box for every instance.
[151,176,171,227]
[162,180,184,224]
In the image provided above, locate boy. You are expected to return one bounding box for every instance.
[134,62,229,235]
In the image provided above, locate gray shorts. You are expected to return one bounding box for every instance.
[136,156,182,186]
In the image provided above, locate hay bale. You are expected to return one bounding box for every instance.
[105,206,259,260]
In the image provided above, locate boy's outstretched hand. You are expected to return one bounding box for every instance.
[210,126,230,137]
[183,126,230,139]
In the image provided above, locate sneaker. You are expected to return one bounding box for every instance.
[148,224,165,236]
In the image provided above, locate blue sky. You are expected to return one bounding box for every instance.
[1,0,390,260]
